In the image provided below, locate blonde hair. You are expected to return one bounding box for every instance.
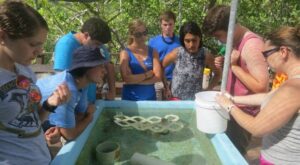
[127,19,146,45]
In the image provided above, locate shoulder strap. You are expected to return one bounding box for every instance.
[124,47,133,60]
[237,33,260,68]
[125,47,131,54]
[238,33,259,52]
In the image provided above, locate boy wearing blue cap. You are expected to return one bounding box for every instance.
[37,46,107,141]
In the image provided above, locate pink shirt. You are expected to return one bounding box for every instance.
[226,32,265,116]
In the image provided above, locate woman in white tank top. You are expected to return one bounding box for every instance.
[216,26,300,164]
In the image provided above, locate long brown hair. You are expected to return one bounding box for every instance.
[0,0,48,40]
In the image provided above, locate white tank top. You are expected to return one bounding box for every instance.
[261,75,300,164]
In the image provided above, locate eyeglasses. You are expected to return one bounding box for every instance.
[262,47,280,58]
[133,29,148,38]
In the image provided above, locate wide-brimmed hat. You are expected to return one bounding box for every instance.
[69,46,107,71]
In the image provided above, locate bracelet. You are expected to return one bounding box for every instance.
[226,104,236,113]
[42,100,57,113]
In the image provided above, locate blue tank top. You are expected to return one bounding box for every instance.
[122,47,156,101]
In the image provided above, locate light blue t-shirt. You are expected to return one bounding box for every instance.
[0,64,51,165]
[36,71,88,128]
[148,35,180,80]
[53,31,81,71]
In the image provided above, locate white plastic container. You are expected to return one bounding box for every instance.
[194,91,229,134]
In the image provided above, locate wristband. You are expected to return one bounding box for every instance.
[226,104,235,113]
[42,100,57,113]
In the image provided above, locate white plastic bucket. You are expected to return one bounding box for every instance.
[194,91,229,134]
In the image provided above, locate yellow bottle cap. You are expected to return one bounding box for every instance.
[203,68,211,75]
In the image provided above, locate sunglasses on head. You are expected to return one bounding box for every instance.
[262,47,280,58]
[133,29,148,38]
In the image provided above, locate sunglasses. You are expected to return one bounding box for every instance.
[16,75,41,108]
[133,29,148,38]
[262,47,280,58]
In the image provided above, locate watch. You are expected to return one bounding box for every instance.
[226,104,236,113]
[42,100,57,113]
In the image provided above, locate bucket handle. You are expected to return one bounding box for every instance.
[196,105,230,120]
[212,105,230,120]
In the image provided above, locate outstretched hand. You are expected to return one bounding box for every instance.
[47,83,71,106]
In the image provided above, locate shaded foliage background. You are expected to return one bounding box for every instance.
[25,0,300,64]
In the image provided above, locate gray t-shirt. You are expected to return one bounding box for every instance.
[0,64,51,165]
